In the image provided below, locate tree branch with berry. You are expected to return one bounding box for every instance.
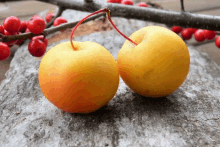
[45,6,65,28]
[1,0,220,61]
[34,0,220,30]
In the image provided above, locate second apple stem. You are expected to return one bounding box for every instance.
[70,8,138,51]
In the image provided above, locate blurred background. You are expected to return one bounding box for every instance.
[0,0,220,83]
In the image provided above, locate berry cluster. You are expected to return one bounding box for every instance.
[107,0,219,48]
[107,0,148,7]
[171,26,220,48]
[0,13,67,60]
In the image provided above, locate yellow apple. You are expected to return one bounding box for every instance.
[117,26,190,98]
[38,41,119,113]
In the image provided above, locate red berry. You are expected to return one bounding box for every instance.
[15,39,24,45]
[215,36,220,48]
[121,0,133,5]
[0,25,4,35]
[107,0,121,3]
[25,28,30,33]
[19,21,27,33]
[0,42,10,60]
[171,26,182,34]
[4,30,18,46]
[181,29,192,40]
[53,17,67,27]
[115,0,122,4]
[53,17,67,32]
[107,0,114,2]
[33,35,48,46]
[203,30,216,40]
[115,0,122,3]
[187,28,198,34]
[3,16,21,33]
[46,13,55,23]
[32,15,42,19]
[28,36,47,57]
[15,32,24,45]
[27,16,46,35]
[137,2,148,7]
[8,44,13,48]
[194,29,205,42]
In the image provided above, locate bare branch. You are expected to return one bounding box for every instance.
[35,0,220,31]
[147,1,163,9]
[46,6,65,28]
[84,0,93,3]
[180,0,185,12]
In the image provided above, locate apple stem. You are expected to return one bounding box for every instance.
[70,8,137,51]
[106,10,138,46]
[70,8,108,50]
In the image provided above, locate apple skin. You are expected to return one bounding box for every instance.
[38,41,119,113]
[117,26,190,98]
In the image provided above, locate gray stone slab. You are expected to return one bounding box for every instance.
[0,10,220,147]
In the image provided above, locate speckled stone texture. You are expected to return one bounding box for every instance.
[0,10,220,147]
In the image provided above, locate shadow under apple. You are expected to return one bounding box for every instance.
[63,88,183,133]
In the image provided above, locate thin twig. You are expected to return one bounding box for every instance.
[84,0,93,3]
[46,6,65,28]
[180,0,185,12]
[146,1,163,9]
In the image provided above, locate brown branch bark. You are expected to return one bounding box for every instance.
[180,0,185,12]
[84,0,93,3]
[35,0,220,31]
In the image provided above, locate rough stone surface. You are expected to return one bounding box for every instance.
[0,10,220,147]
